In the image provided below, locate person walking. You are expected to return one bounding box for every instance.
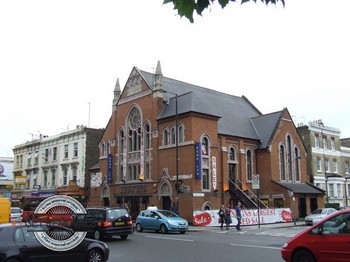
[224,203,232,230]
[235,202,242,231]
[170,202,178,215]
[218,204,225,230]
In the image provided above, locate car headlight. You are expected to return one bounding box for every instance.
[169,220,178,226]
[282,243,288,248]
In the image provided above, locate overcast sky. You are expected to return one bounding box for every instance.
[1,0,349,157]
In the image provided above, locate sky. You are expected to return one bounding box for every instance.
[1,0,349,157]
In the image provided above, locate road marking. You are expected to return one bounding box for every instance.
[145,235,194,242]
[230,243,281,250]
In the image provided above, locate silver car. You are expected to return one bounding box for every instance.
[304,207,337,225]
[10,207,22,222]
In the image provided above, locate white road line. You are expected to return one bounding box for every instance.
[230,243,281,250]
[145,235,194,242]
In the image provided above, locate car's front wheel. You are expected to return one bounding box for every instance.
[293,249,315,262]
[136,223,143,232]
[86,249,104,262]
[160,224,168,234]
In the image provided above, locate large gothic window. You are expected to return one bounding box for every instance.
[118,129,125,182]
[127,107,142,181]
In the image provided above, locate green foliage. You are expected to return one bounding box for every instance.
[164,0,285,23]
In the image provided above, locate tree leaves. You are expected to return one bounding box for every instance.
[164,0,285,23]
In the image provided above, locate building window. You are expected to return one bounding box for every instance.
[162,128,169,146]
[64,144,69,159]
[170,126,176,145]
[53,147,57,161]
[73,142,78,157]
[337,184,341,198]
[317,158,322,172]
[322,136,328,149]
[325,159,330,173]
[333,159,338,173]
[118,129,125,182]
[331,137,335,150]
[27,154,32,167]
[63,167,68,185]
[315,135,320,148]
[201,136,210,190]
[246,149,253,181]
[345,162,349,174]
[72,167,77,181]
[328,183,334,197]
[100,142,106,157]
[294,147,300,182]
[127,107,142,182]
[287,135,292,181]
[228,147,237,187]
[34,151,39,165]
[44,149,49,162]
[52,169,56,187]
[43,170,48,187]
[279,144,286,180]
[178,124,184,143]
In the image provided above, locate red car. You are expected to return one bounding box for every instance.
[281,209,350,262]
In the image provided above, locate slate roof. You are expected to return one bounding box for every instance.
[273,181,325,194]
[140,69,265,141]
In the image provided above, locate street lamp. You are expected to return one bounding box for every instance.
[345,175,350,207]
[163,90,179,198]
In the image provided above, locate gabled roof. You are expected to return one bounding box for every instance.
[251,110,284,149]
[140,69,263,140]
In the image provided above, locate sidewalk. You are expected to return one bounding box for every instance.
[188,220,306,232]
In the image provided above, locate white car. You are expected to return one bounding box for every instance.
[304,207,337,225]
[10,207,23,222]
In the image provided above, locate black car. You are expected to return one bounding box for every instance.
[75,207,133,240]
[0,223,109,262]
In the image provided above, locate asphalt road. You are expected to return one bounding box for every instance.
[104,223,309,262]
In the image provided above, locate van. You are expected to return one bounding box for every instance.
[0,198,11,224]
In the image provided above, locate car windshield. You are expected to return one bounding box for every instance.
[312,209,324,214]
[107,209,128,220]
[158,210,178,218]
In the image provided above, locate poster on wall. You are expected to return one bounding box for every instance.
[193,208,292,226]
[0,162,13,185]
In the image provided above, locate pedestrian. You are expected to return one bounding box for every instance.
[170,202,178,215]
[235,202,242,231]
[218,204,225,230]
[224,203,232,230]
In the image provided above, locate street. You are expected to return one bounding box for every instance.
[104,224,308,262]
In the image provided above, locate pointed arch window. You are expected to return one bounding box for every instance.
[246,149,253,181]
[228,147,237,187]
[162,128,169,146]
[294,147,300,181]
[118,129,125,182]
[279,144,286,180]
[178,124,184,143]
[287,135,292,181]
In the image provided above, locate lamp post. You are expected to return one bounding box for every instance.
[163,91,179,207]
[345,175,350,207]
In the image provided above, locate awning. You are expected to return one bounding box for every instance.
[272,180,325,194]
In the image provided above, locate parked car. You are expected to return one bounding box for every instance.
[10,207,22,222]
[0,223,109,262]
[281,209,350,262]
[135,209,188,234]
[74,206,133,240]
[304,208,337,225]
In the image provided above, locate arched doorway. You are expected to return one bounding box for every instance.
[159,181,173,210]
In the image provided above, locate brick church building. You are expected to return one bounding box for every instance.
[89,61,324,222]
